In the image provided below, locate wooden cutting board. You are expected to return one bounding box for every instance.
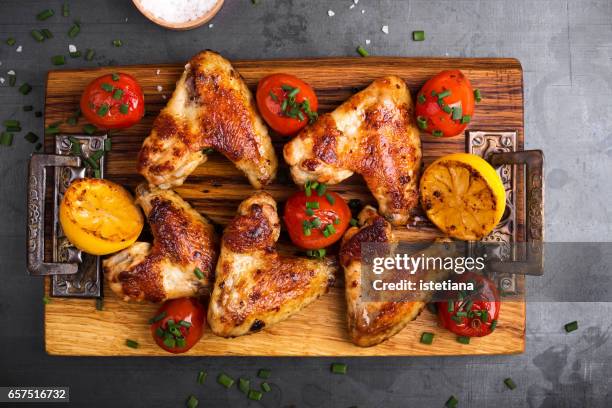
[43,57,525,356]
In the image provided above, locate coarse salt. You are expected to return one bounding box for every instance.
[349,4,355,9]
[68,44,77,53]
[0,78,5,84]
[156,85,163,92]
[139,0,217,24]
[365,39,371,45]
[16,45,22,52]
[382,25,389,34]
[328,10,335,17]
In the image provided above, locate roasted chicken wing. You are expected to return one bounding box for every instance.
[138,50,278,189]
[284,76,421,225]
[103,184,218,302]
[208,192,336,337]
[340,206,450,347]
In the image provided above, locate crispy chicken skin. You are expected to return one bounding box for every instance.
[103,184,218,303]
[208,192,336,337]
[284,76,422,226]
[138,50,278,189]
[339,206,424,347]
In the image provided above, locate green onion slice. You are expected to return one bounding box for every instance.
[217,373,234,388]
[331,362,347,374]
[125,339,139,349]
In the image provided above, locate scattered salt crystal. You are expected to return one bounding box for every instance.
[365,39,371,45]
[68,44,77,53]
[382,25,389,34]
[16,45,22,52]
[156,69,161,75]
[361,9,365,14]
[349,4,355,9]
[328,10,335,17]
[208,23,214,28]
[156,85,163,92]
[8,70,15,75]
[139,0,217,24]
[0,78,5,84]
[354,0,359,3]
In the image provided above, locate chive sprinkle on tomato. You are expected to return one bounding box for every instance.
[80,72,145,130]
[436,272,500,338]
[415,70,478,138]
[149,297,205,354]
[256,73,318,136]
[283,183,351,251]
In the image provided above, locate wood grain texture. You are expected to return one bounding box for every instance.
[44,57,525,356]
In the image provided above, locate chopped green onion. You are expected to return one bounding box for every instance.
[51,55,66,66]
[112,39,123,47]
[45,125,60,135]
[238,378,249,393]
[261,382,271,393]
[202,147,214,154]
[474,89,482,102]
[334,217,341,225]
[504,377,517,390]
[8,72,16,87]
[305,208,315,216]
[31,30,45,42]
[68,23,80,38]
[257,369,271,379]
[194,267,204,279]
[442,104,452,114]
[42,295,52,304]
[325,193,335,205]
[186,395,198,408]
[480,309,489,323]
[417,94,426,104]
[564,320,578,333]
[85,48,95,61]
[24,132,39,144]
[303,226,311,236]
[179,320,191,328]
[412,30,425,41]
[197,371,207,384]
[420,332,434,345]
[447,299,454,312]
[62,1,69,17]
[331,362,347,374]
[0,132,13,146]
[452,106,463,120]
[83,124,97,135]
[148,311,167,324]
[104,139,112,151]
[6,37,16,46]
[306,248,326,258]
[432,130,443,137]
[349,218,358,227]
[445,395,458,408]
[437,89,451,99]
[288,87,300,98]
[163,336,176,348]
[41,29,53,39]
[95,297,104,310]
[125,339,139,349]
[119,104,129,114]
[461,115,471,124]
[455,311,467,317]
[490,319,498,331]
[19,83,32,95]
[416,116,428,130]
[306,201,320,209]
[6,125,21,132]
[37,9,55,21]
[4,119,20,128]
[281,98,288,112]
[316,183,327,196]
[456,336,470,344]
[67,116,77,126]
[269,91,278,102]
[356,45,369,57]
[101,83,113,92]
[325,224,336,235]
[311,218,321,228]
[23,105,33,112]
[248,390,263,401]
[97,104,109,117]
[154,327,163,338]
[217,373,234,388]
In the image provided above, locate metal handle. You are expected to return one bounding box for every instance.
[489,150,544,275]
[27,154,82,276]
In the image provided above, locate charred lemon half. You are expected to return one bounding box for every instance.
[60,178,144,255]
[420,153,505,241]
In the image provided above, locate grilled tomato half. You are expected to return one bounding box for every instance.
[420,153,505,241]
[283,183,351,250]
[415,70,476,137]
[150,298,206,354]
[80,73,145,129]
[256,73,318,136]
[59,178,144,255]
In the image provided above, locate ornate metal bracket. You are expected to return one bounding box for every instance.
[26,134,107,298]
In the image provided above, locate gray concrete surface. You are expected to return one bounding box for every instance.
[1,0,611,407]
